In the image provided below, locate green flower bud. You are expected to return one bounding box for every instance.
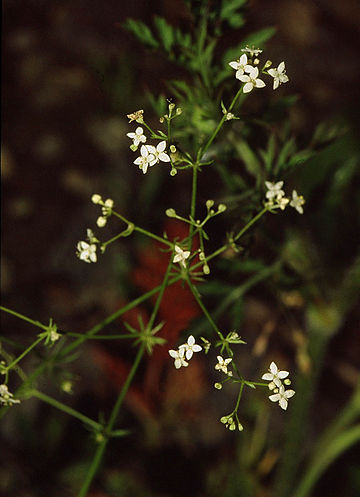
[166,208,176,218]
[214,383,222,390]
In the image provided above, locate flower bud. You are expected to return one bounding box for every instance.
[97,216,107,228]
[214,382,222,390]
[168,103,175,111]
[91,194,102,204]
[203,264,210,275]
[170,145,177,153]
[166,208,176,218]
[170,168,177,176]
[206,199,214,210]
[218,204,227,213]
[176,107,182,115]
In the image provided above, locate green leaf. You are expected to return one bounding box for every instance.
[220,0,247,27]
[235,139,262,181]
[123,19,159,49]
[154,16,174,52]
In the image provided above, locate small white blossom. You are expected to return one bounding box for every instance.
[0,384,20,406]
[290,190,305,214]
[215,356,233,376]
[133,144,156,174]
[262,361,289,388]
[239,66,265,93]
[127,126,147,147]
[145,141,170,164]
[94,198,114,228]
[76,240,97,263]
[229,54,253,79]
[127,109,144,123]
[168,348,189,369]
[268,61,289,90]
[173,245,190,268]
[265,181,285,200]
[91,194,102,204]
[179,335,202,360]
[241,45,263,57]
[269,384,295,410]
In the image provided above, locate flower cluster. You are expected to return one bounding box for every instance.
[265,181,305,214]
[229,47,289,93]
[91,194,114,228]
[168,335,202,369]
[0,384,20,406]
[262,361,295,410]
[38,318,61,346]
[126,110,171,174]
[76,228,99,263]
[220,413,243,432]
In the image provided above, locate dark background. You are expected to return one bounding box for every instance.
[1,1,360,496]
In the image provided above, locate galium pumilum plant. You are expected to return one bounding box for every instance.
[1,3,311,495]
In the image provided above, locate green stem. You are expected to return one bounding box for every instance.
[4,336,44,372]
[186,276,224,340]
[0,306,48,331]
[111,211,172,247]
[200,86,243,159]
[32,390,102,431]
[77,344,145,497]
[234,206,268,242]
[147,250,174,330]
[188,164,198,250]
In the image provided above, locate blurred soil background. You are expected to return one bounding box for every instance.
[1,1,360,496]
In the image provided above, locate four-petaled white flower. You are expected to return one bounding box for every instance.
[290,190,305,214]
[268,62,289,90]
[168,348,189,369]
[265,181,285,200]
[173,245,190,268]
[127,126,147,147]
[241,45,263,57]
[262,361,289,387]
[269,384,295,410]
[0,384,20,406]
[76,240,97,263]
[229,54,253,80]
[179,335,202,360]
[239,67,265,93]
[133,145,156,174]
[215,356,233,376]
[145,141,170,164]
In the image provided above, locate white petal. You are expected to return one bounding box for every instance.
[193,345,202,352]
[255,79,265,88]
[273,79,279,90]
[243,82,253,93]
[249,67,259,78]
[185,349,193,360]
[188,335,195,346]
[278,61,285,73]
[173,254,182,263]
[278,371,289,379]
[169,350,177,358]
[269,394,280,402]
[279,398,288,410]
[157,140,166,152]
[159,152,170,162]
[285,389,295,399]
[270,362,278,374]
[239,54,247,65]
[127,132,135,139]
[238,74,250,83]
[229,61,239,70]
[268,69,276,78]
[244,64,253,73]
[262,373,274,381]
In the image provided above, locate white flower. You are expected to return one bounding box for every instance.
[127,109,144,123]
[239,66,265,93]
[215,356,233,376]
[173,245,190,268]
[290,190,305,214]
[277,196,290,210]
[268,62,289,90]
[269,384,295,410]
[76,240,97,263]
[127,126,147,147]
[265,181,285,200]
[229,54,253,79]
[241,45,263,57]
[0,384,20,406]
[145,141,170,164]
[179,335,202,360]
[91,194,102,204]
[133,144,156,174]
[262,361,289,387]
[168,348,189,369]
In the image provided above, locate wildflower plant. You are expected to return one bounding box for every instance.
[4,2,357,497]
